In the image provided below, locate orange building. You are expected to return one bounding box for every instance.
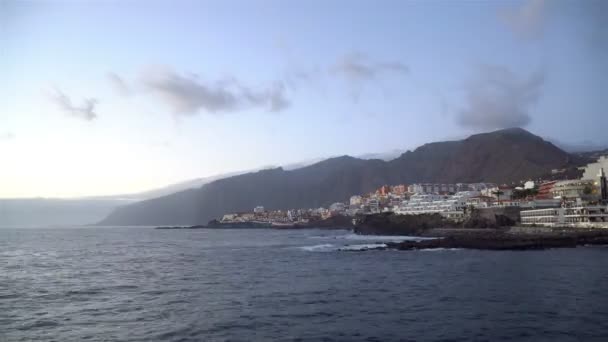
[536,181,557,199]
[377,185,391,196]
[392,184,407,195]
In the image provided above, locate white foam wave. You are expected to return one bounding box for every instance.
[418,248,463,252]
[339,243,387,251]
[296,244,337,252]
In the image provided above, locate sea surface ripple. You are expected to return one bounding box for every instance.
[2,227,608,341]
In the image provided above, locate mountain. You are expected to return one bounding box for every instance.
[99,128,577,226]
[387,127,580,183]
[0,172,245,228]
[86,171,247,201]
[0,198,133,228]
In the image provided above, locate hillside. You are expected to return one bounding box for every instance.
[99,128,576,226]
[0,172,243,228]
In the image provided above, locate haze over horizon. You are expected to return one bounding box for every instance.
[2,0,607,198]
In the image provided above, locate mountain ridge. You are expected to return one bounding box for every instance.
[99,127,581,226]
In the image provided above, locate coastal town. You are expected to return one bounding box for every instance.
[218,155,608,229]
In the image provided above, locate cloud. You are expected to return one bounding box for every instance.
[330,53,408,101]
[49,89,98,121]
[457,65,545,130]
[138,66,290,115]
[0,132,15,141]
[501,0,547,39]
[283,66,324,91]
[330,52,408,81]
[106,72,131,96]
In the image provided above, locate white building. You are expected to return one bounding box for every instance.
[524,181,535,190]
[221,213,238,222]
[581,156,608,181]
[395,192,474,220]
[482,186,513,200]
[467,183,497,191]
[253,206,265,214]
[329,202,346,213]
[368,198,380,213]
[408,183,456,194]
[551,180,594,199]
[349,195,363,206]
[287,209,299,221]
[521,204,608,227]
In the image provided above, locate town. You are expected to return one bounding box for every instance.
[219,156,608,229]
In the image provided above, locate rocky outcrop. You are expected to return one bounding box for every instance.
[461,207,520,229]
[294,215,353,229]
[352,208,521,236]
[156,215,354,230]
[383,229,608,250]
[353,212,452,235]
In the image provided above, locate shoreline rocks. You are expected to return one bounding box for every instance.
[353,209,520,236]
[351,229,608,251]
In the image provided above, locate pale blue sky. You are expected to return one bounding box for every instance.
[1,0,606,197]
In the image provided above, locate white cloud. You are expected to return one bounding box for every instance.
[106,72,132,96]
[457,65,545,130]
[0,132,15,141]
[49,89,98,121]
[138,66,290,115]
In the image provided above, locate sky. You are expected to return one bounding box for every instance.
[1,0,607,198]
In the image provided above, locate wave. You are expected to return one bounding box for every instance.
[296,244,337,252]
[339,243,387,251]
[418,248,463,252]
[17,320,60,330]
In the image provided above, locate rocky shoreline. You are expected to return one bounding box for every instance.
[350,211,608,251]
[156,215,354,230]
[155,211,608,251]
[352,209,520,236]
[155,222,272,229]
[386,230,608,251]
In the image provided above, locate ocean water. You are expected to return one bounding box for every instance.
[2,227,608,341]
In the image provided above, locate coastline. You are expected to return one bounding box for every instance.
[380,228,608,251]
[155,212,608,251]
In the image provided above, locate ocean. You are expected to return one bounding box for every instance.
[2,227,608,341]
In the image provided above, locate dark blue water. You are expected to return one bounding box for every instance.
[2,227,608,341]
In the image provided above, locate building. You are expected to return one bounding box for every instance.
[521,204,608,227]
[329,202,346,213]
[376,185,391,196]
[581,156,608,181]
[388,194,403,208]
[221,213,239,222]
[287,209,300,221]
[368,198,380,213]
[253,206,265,214]
[482,186,513,200]
[394,192,474,220]
[408,183,457,194]
[467,183,497,191]
[599,168,607,202]
[551,180,595,199]
[536,181,557,199]
[392,184,407,195]
[465,195,494,208]
[349,195,363,206]
[524,181,535,190]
